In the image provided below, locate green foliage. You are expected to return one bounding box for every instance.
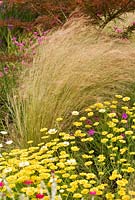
[0,1,37,48]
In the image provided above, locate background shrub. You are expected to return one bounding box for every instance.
[77,0,135,27]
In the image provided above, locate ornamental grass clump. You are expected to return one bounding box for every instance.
[11,16,135,146]
[1,95,135,199]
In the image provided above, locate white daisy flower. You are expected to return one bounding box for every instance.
[63,141,70,146]
[66,159,77,165]
[3,167,12,173]
[0,131,8,135]
[72,111,79,116]
[48,128,57,134]
[99,109,106,113]
[5,140,13,145]
[19,161,29,167]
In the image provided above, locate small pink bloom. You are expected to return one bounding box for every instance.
[86,119,92,125]
[121,133,125,138]
[70,132,74,136]
[23,180,33,185]
[51,170,55,178]
[51,170,55,174]
[89,191,96,195]
[4,66,9,74]
[36,194,44,199]
[8,24,14,30]
[116,28,123,33]
[12,37,17,41]
[0,72,4,77]
[133,21,135,26]
[97,13,102,17]
[94,116,99,121]
[43,30,49,35]
[34,32,38,35]
[0,1,3,6]
[122,113,128,119]
[0,182,4,187]
[88,129,95,136]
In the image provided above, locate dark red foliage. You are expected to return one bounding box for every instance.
[2,0,135,31]
[76,0,135,27]
[6,0,77,30]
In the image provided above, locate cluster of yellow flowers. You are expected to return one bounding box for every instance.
[0,95,135,199]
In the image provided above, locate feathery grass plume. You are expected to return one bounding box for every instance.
[10,16,135,147]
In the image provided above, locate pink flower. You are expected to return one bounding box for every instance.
[70,132,74,136]
[4,66,9,74]
[114,26,123,33]
[96,13,102,17]
[23,180,33,185]
[0,1,3,6]
[12,37,17,41]
[51,170,55,174]
[88,129,95,136]
[116,28,123,33]
[122,113,128,119]
[94,116,99,121]
[8,24,14,30]
[34,31,38,35]
[0,182,4,187]
[86,119,92,125]
[36,194,44,199]
[0,72,4,77]
[133,21,135,26]
[121,133,125,138]
[89,191,96,195]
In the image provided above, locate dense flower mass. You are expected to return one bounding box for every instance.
[0,95,135,199]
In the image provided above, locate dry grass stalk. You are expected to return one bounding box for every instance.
[10,16,135,146]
